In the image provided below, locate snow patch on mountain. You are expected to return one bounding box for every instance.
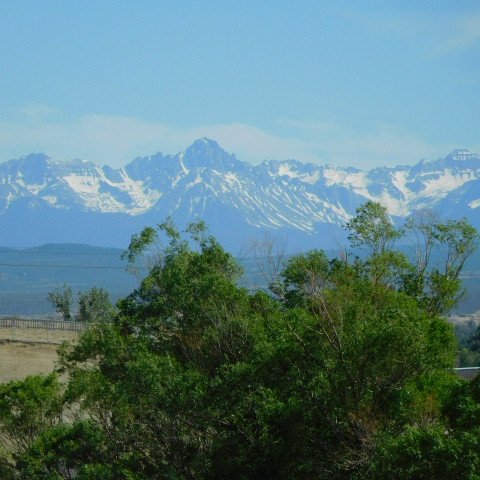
[0,139,478,246]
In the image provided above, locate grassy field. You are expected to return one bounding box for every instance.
[0,328,79,383]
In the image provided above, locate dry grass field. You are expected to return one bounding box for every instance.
[0,341,60,383]
[0,326,79,345]
[0,328,79,383]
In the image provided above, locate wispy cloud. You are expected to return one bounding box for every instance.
[437,13,480,53]
[0,105,469,169]
[0,111,320,167]
[343,9,434,37]
[277,120,456,167]
[346,9,480,54]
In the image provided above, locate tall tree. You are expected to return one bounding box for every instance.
[76,287,114,323]
[47,284,73,321]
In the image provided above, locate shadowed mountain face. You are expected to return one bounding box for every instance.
[0,139,478,252]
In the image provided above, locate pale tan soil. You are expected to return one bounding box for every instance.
[0,327,78,344]
[0,341,60,383]
[0,328,79,383]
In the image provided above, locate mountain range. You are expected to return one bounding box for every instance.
[0,138,478,252]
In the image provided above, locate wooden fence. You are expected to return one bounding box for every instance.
[0,317,88,332]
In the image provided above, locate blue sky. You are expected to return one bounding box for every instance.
[0,0,478,168]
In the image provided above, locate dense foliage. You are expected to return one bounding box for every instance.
[1,203,479,479]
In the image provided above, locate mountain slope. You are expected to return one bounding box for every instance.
[0,139,478,251]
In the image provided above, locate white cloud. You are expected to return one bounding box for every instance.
[0,110,315,166]
[0,106,472,170]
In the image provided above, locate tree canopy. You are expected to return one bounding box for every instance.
[1,204,480,479]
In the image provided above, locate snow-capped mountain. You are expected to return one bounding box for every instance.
[0,138,478,251]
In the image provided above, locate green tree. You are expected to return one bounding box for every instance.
[117,219,250,371]
[0,374,64,478]
[404,214,479,315]
[76,287,114,323]
[1,208,478,479]
[56,215,463,477]
[48,286,115,324]
[280,249,330,307]
[47,284,73,321]
[345,201,402,256]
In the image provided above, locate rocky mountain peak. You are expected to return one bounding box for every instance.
[182,137,242,171]
[0,141,478,250]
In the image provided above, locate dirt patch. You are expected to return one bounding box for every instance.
[0,340,63,383]
[0,327,80,383]
[0,326,78,344]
